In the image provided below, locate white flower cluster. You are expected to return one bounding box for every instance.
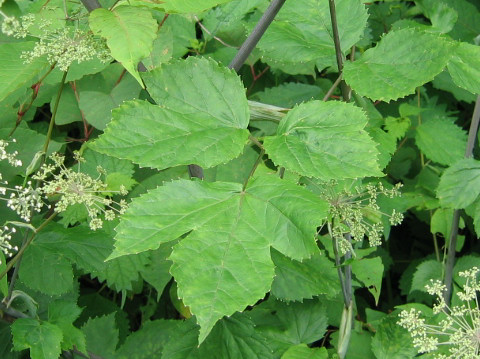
[1,150,129,247]
[398,267,480,359]
[32,152,128,230]
[0,225,18,261]
[321,181,404,254]
[1,12,111,71]
[0,139,22,168]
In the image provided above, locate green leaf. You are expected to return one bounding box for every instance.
[0,42,49,102]
[18,242,74,296]
[437,158,480,208]
[0,321,21,359]
[48,301,86,353]
[282,344,328,359]
[351,253,384,305]
[411,259,442,293]
[248,298,328,354]
[139,245,173,298]
[89,6,157,86]
[116,320,179,359]
[371,315,417,359]
[417,0,480,42]
[432,70,476,103]
[82,314,118,359]
[51,85,83,125]
[415,117,467,166]
[92,58,250,170]
[256,0,368,73]
[196,314,274,358]
[152,0,233,13]
[263,100,382,180]
[271,249,339,301]
[252,82,327,108]
[384,117,411,141]
[11,318,63,359]
[79,73,141,130]
[111,176,327,341]
[447,42,480,95]
[431,208,465,245]
[343,28,455,101]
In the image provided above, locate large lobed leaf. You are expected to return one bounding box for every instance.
[263,100,382,180]
[91,58,250,170]
[109,176,328,342]
[343,28,456,101]
[89,6,157,86]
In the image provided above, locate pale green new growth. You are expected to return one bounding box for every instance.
[398,267,480,358]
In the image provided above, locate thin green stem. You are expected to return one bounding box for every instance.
[328,0,350,102]
[417,89,425,167]
[243,148,264,191]
[43,70,68,154]
[444,95,480,305]
[0,212,57,280]
[9,63,57,137]
[249,135,264,150]
[322,74,343,101]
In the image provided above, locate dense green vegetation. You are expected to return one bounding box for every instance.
[0,0,479,358]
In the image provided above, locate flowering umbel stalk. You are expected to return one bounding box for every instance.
[398,267,480,359]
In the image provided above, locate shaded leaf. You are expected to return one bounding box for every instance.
[415,117,467,166]
[448,42,480,95]
[19,243,74,296]
[82,314,118,359]
[437,158,480,208]
[271,249,339,301]
[11,318,63,359]
[0,42,49,102]
[371,315,417,359]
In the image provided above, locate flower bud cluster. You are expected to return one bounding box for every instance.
[321,181,403,254]
[0,150,129,258]
[32,152,128,230]
[1,11,111,71]
[398,267,480,358]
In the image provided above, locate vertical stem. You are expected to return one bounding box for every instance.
[43,70,68,154]
[443,95,480,305]
[328,0,350,102]
[417,89,425,167]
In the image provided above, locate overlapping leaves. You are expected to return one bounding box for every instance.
[109,176,328,342]
[91,57,250,170]
[256,0,368,73]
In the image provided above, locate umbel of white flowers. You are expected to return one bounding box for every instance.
[0,148,129,261]
[398,267,480,359]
